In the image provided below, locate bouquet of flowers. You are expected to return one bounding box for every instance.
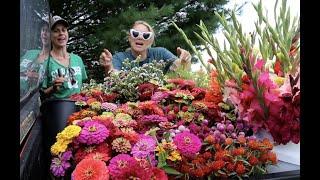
[174,0,300,145]
[103,57,166,103]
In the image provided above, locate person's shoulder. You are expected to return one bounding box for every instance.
[22,49,41,58]
[20,49,41,63]
[114,51,130,57]
[26,49,41,54]
[70,53,83,61]
[113,51,131,60]
[70,53,81,59]
[150,47,170,52]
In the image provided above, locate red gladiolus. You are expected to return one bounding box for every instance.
[274,59,283,77]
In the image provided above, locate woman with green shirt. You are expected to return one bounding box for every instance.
[41,16,87,99]
[20,21,50,98]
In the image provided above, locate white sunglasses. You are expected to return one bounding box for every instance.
[129,29,153,40]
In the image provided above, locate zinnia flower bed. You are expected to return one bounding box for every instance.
[50,74,278,179]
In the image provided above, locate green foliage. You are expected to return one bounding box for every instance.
[165,66,209,88]
[49,0,233,82]
[175,0,299,87]
[103,57,165,103]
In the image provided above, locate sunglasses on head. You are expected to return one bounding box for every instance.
[68,67,76,85]
[129,29,153,40]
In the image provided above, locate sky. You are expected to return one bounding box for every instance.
[216,0,300,46]
[192,0,300,71]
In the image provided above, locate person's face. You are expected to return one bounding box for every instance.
[51,24,69,48]
[41,24,50,46]
[128,24,154,53]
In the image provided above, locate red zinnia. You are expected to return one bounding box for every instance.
[232,147,245,156]
[268,152,277,165]
[204,135,216,144]
[226,163,235,172]
[237,136,247,145]
[225,138,233,145]
[211,160,225,172]
[75,143,111,164]
[262,138,273,150]
[259,152,269,163]
[151,167,168,180]
[235,162,246,175]
[72,159,109,180]
[84,152,111,162]
[248,155,259,166]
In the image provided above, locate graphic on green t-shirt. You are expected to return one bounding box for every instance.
[20,50,47,98]
[42,53,87,99]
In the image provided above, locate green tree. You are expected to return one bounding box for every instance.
[50,0,241,82]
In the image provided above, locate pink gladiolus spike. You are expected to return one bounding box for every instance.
[254,59,265,71]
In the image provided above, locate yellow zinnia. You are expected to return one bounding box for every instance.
[50,140,70,155]
[56,125,81,141]
[168,151,182,161]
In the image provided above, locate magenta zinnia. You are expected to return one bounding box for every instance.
[77,121,109,145]
[151,91,170,102]
[108,154,136,178]
[131,135,156,158]
[141,115,168,124]
[50,150,72,177]
[173,131,202,157]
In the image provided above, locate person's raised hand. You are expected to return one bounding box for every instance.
[53,76,65,91]
[99,48,113,68]
[177,47,191,63]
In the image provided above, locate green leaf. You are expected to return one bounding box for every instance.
[162,166,182,175]
[157,151,168,168]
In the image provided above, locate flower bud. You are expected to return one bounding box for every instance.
[227,124,234,132]
[217,123,226,132]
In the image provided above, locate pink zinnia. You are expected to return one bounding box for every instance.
[141,115,168,124]
[101,102,118,112]
[108,154,136,178]
[151,91,170,102]
[77,121,109,145]
[131,135,156,158]
[173,131,202,157]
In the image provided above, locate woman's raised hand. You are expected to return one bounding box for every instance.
[99,49,113,67]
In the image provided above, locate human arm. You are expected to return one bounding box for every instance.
[157,47,191,71]
[171,47,192,71]
[42,76,66,95]
[99,48,115,76]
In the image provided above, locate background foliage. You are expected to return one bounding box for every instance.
[49,0,244,81]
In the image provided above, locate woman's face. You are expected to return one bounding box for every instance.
[128,24,153,53]
[51,24,69,48]
[41,24,50,46]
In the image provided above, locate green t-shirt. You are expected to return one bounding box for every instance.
[20,50,47,98]
[42,53,88,99]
